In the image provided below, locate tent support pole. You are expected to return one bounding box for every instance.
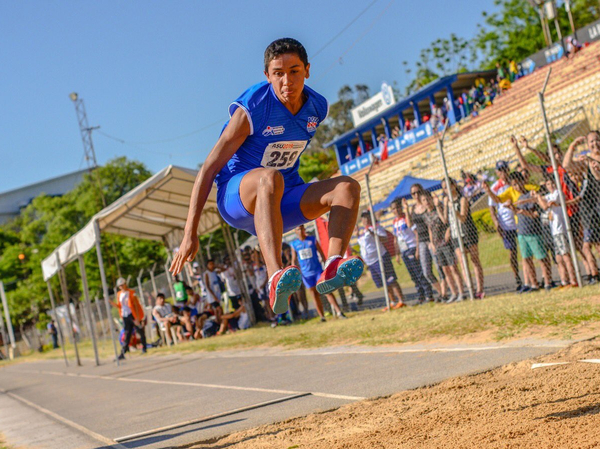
[47,281,68,365]
[94,220,121,365]
[78,256,100,366]
[56,254,81,366]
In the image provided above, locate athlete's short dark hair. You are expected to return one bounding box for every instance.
[264,38,309,72]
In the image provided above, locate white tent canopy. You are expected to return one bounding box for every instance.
[42,165,219,281]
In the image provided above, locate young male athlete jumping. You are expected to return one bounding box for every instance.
[170,38,364,314]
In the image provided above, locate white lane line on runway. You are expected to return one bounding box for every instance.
[11,368,367,401]
[0,387,126,449]
[114,393,311,443]
[191,344,570,359]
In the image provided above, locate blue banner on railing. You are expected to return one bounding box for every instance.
[340,122,435,176]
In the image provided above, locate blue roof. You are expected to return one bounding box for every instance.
[374,175,442,212]
[325,75,458,149]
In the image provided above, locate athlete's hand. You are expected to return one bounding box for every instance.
[170,234,199,276]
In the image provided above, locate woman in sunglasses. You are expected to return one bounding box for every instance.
[405,183,446,301]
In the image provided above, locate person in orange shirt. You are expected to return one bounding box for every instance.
[111,277,147,359]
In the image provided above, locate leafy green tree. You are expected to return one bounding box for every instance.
[475,0,600,68]
[0,157,166,328]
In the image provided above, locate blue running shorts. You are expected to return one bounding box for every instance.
[217,170,312,236]
[301,269,323,289]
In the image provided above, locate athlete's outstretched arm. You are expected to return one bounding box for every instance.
[170,109,251,275]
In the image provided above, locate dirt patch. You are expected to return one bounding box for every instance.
[190,339,600,449]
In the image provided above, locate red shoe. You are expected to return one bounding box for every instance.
[316,256,364,295]
[268,266,302,315]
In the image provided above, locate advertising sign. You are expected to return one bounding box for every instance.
[351,83,396,127]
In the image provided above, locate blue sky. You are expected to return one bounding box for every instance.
[0,0,498,192]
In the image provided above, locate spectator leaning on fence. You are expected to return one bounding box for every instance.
[391,198,434,303]
[489,159,522,291]
[562,131,600,285]
[406,183,446,300]
[357,211,405,309]
[112,277,147,359]
[443,178,485,299]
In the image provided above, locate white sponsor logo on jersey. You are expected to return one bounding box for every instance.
[262,125,285,137]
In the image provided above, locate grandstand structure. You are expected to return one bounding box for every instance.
[332,41,600,209]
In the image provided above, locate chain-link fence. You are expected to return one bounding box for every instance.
[353,82,600,308]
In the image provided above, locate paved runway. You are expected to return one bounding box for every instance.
[0,339,570,449]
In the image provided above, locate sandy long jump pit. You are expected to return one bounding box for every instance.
[190,338,600,448]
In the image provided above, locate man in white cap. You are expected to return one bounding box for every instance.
[111,277,147,359]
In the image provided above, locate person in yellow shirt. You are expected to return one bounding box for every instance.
[484,172,553,292]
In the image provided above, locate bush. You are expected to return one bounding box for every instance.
[472,209,495,234]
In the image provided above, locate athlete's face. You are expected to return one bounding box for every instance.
[265,53,310,103]
[295,225,306,239]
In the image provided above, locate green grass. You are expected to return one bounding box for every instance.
[8,286,600,365]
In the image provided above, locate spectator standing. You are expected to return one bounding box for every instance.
[443,178,485,299]
[562,132,600,284]
[534,177,578,288]
[357,211,405,309]
[203,259,223,306]
[485,172,553,291]
[252,249,274,320]
[173,277,188,307]
[47,320,59,349]
[488,160,522,291]
[391,198,434,303]
[112,277,147,359]
[221,256,243,308]
[291,225,347,321]
[406,183,445,299]
[424,193,464,302]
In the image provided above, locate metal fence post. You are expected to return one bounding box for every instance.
[538,68,583,287]
[94,296,107,341]
[436,125,475,301]
[137,269,146,307]
[164,258,176,301]
[78,256,100,366]
[149,263,158,298]
[365,155,391,311]
[56,255,81,366]
[47,281,68,365]
[0,281,16,350]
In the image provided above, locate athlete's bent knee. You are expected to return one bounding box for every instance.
[337,176,361,200]
[257,168,284,194]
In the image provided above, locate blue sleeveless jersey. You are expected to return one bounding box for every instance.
[215,81,328,190]
[290,236,322,275]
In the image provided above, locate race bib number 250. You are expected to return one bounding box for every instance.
[260,141,307,169]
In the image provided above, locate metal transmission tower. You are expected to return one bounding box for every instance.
[69,93,122,276]
[69,92,101,171]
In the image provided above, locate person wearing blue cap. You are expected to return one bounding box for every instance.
[488,159,522,291]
